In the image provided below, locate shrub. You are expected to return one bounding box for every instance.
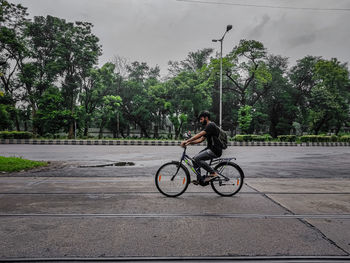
[300,135,338,142]
[0,131,33,139]
[278,135,297,142]
[339,135,350,142]
[233,134,272,142]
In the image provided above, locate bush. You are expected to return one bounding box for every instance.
[300,135,338,142]
[0,131,33,139]
[339,135,350,142]
[232,134,272,142]
[278,135,297,142]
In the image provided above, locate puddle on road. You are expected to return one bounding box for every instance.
[79,162,135,168]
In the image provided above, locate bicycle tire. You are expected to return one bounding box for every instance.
[210,161,244,197]
[155,161,190,197]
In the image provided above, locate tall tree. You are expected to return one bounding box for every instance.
[259,55,296,137]
[58,20,102,138]
[0,0,29,130]
[80,62,118,137]
[289,56,320,133]
[120,61,160,138]
[225,39,272,107]
[308,58,350,134]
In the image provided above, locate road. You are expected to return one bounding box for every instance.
[0,145,349,260]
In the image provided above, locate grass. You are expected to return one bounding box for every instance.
[0,156,48,172]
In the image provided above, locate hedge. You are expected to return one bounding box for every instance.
[300,135,339,142]
[278,135,297,142]
[0,131,34,139]
[232,134,273,142]
[339,135,350,142]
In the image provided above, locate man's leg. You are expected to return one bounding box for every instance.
[193,149,218,182]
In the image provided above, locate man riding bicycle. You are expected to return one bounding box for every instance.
[180,111,224,184]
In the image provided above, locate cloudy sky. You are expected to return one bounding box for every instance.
[10,0,350,75]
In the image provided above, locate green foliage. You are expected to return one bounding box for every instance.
[300,135,338,142]
[1,0,350,139]
[238,105,253,134]
[307,58,350,134]
[169,113,188,139]
[0,131,33,139]
[277,135,297,142]
[339,135,350,142]
[233,134,272,142]
[34,87,70,135]
[0,156,47,172]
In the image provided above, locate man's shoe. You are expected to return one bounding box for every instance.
[204,174,218,183]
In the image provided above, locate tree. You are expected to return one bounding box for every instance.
[167,48,213,77]
[289,56,321,133]
[79,62,117,137]
[258,55,296,137]
[238,105,253,134]
[21,15,68,134]
[308,58,350,134]
[0,0,28,94]
[94,95,121,138]
[34,86,70,135]
[0,0,29,130]
[0,91,13,130]
[166,49,214,132]
[58,20,102,138]
[225,39,272,107]
[119,61,160,138]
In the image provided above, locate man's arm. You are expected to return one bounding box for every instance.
[189,136,206,145]
[181,130,206,147]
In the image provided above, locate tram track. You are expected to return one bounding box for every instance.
[0,192,349,195]
[0,213,349,219]
[0,256,349,262]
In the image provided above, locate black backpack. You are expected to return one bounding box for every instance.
[216,127,228,149]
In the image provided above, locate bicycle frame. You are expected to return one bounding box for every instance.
[171,147,236,182]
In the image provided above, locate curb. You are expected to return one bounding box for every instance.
[1,139,349,146]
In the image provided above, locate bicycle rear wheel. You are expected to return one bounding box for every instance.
[155,161,190,197]
[211,161,244,196]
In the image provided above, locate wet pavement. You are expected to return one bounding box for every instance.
[0,145,349,259]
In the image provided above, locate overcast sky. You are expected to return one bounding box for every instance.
[9,0,350,75]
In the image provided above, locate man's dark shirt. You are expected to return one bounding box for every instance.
[203,122,222,157]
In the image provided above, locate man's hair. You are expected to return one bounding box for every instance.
[198,111,211,120]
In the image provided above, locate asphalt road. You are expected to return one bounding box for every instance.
[0,145,349,260]
[1,145,350,178]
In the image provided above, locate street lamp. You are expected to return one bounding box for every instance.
[212,25,232,128]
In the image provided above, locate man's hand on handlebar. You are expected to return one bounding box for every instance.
[180,140,190,148]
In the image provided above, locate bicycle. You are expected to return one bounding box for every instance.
[155,141,245,197]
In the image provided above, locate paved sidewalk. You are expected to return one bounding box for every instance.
[0,176,349,258]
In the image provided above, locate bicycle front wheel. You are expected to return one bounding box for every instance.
[155,161,190,197]
[211,161,244,197]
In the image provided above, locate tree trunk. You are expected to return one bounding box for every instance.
[153,126,159,138]
[116,112,120,138]
[83,119,89,137]
[31,107,38,135]
[98,125,103,139]
[68,122,74,139]
[15,112,20,131]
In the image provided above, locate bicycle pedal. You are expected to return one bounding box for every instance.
[191,180,200,185]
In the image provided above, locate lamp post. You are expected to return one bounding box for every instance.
[212,25,232,128]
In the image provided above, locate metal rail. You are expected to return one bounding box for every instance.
[0,256,349,262]
[0,192,349,195]
[1,213,350,219]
